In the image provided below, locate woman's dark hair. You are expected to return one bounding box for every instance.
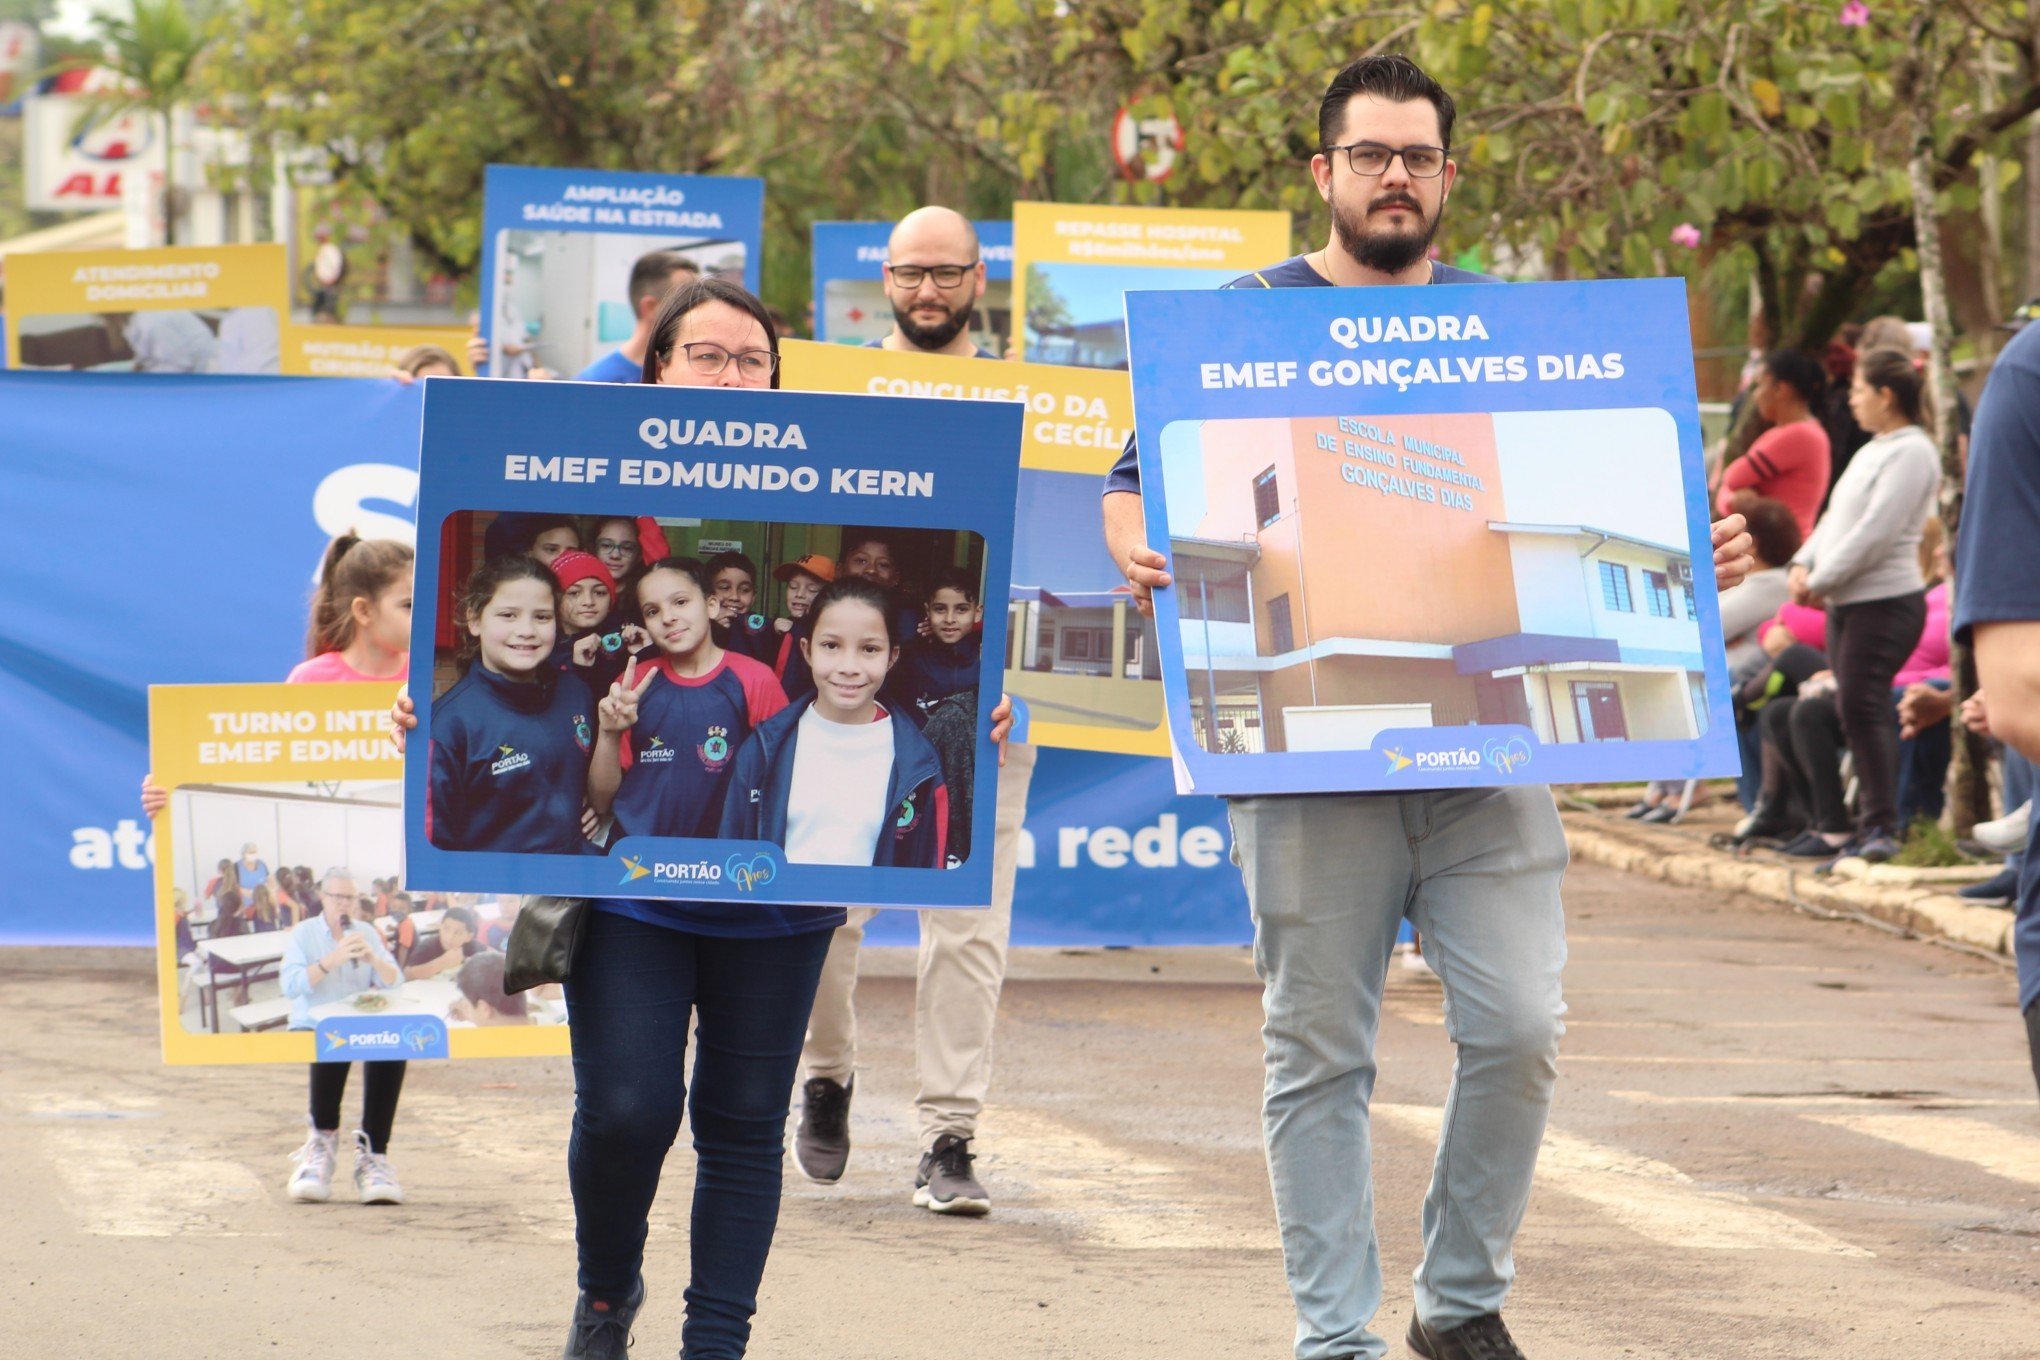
[456,950,527,1017]
[641,277,782,388]
[1319,53,1456,150]
[1856,346,1927,427]
[455,554,561,671]
[306,534,415,660]
[1741,497,1804,569]
[1761,349,1826,409]
[704,550,758,586]
[215,887,245,937]
[630,556,715,621]
[808,576,901,647]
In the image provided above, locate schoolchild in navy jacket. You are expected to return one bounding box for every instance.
[718,694,950,869]
[428,664,594,854]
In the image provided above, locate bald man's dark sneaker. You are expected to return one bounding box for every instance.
[561,1275,644,1360]
[792,1076,852,1183]
[1407,1312,1526,1360]
[913,1133,990,1215]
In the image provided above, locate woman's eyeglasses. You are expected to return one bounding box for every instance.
[673,343,779,378]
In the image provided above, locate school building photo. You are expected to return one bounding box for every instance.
[1003,467,1165,740]
[1158,407,1709,756]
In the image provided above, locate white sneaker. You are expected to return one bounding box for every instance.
[352,1130,405,1205]
[1976,801,2031,854]
[287,1127,340,1203]
[1401,949,1439,979]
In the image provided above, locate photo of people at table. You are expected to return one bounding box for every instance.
[165,779,562,1034]
[425,511,988,870]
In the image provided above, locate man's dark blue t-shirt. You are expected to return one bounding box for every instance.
[576,348,644,384]
[1101,255,1501,495]
[1951,318,2040,1013]
[1955,319,2040,647]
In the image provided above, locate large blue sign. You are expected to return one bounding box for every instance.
[405,378,1021,907]
[810,220,1013,346]
[1128,278,1737,797]
[0,370,1250,946]
[0,371,423,944]
[478,164,765,381]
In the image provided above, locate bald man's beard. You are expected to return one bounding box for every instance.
[893,293,976,351]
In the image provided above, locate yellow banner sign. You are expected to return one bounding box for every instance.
[1011,202,1290,365]
[281,323,472,378]
[780,340,1166,755]
[5,243,290,372]
[149,682,568,1066]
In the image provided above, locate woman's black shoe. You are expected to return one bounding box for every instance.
[1733,802,1799,844]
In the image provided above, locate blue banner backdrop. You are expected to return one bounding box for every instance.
[0,370,1248,946]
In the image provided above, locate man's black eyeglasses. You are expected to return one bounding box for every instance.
[1321,141,1449,178]
[885,263,978,289]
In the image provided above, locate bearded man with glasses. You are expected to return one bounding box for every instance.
[870,206,998,358]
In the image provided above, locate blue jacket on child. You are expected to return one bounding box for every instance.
[717,696,951,869]
[893,633,981,725]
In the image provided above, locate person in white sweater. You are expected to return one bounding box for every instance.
[1786,346,1942,860]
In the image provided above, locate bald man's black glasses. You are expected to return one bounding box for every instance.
[885,263,977,289]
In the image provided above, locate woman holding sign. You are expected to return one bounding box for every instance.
[392,279,910,1360]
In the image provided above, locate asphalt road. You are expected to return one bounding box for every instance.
[3,862,2036,1358]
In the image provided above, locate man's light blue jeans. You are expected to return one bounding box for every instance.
[1228,786,1570,1360]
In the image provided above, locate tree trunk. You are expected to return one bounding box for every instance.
[159,110,176,248]
[1979,67,2006,361]
[2027,113,2040,298]
[1902,14,1990,835]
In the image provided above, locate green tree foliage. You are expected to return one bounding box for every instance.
[199,0,2040,339]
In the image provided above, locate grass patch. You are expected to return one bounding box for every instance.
[1889,818,1977,868]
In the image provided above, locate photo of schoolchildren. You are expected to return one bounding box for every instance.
[719,578,956,869]
[424,510,987,863]
[164,779,403,1035]
[426,555,596,854]
[586,558,789,841]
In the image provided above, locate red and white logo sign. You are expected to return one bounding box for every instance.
[1111,107,1184,183]
[23,85,164,211]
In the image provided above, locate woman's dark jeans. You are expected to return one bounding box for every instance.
[1828,591,1927,837]
[565,909,832,1359]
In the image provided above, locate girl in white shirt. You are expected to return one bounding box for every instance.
[720,577,954,869]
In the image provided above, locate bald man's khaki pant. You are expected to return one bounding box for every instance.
[801,740,1037,1147]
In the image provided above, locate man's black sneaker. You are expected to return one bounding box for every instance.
[562,1275,644,1360]
[791,1076,852,1183]
[913,1133,990,1216]
[1407,1311,1526,1360]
